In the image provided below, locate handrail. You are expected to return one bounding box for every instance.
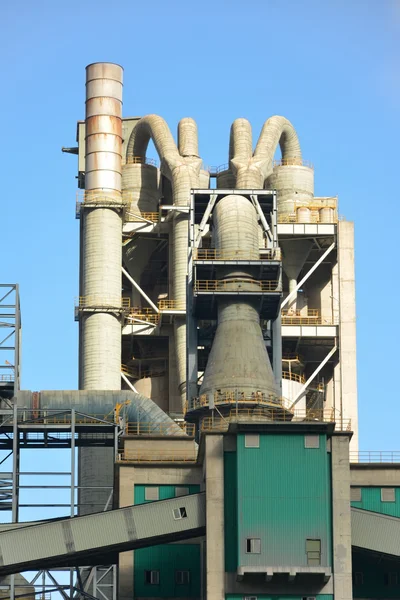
[118,451,197,463]
[122,156,159,168]
[0,375,14,382]
[193,248,281,261]
[282,371,305,384]
[126,308,160,325]
[200,408,351,432]
[350,451,400,464]
[124,211,159,223]
[158,300,186,311]
[195,279,280,292]
[273,158,313,168]
[281,311,338,326]
[124,422,195,437]
[189,391,292,412]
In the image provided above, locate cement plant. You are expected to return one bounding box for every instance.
[0,62,398,600]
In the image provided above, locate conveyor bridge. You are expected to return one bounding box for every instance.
[0,493,205,576]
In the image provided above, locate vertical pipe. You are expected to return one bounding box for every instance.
[70,409,76,517]
[81,62,123,390]
[80,63,123,516]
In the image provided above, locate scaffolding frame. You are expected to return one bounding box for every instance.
[0,408,120,600]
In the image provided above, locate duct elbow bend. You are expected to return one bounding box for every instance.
[126,114,180,166]
[255,115,302,162]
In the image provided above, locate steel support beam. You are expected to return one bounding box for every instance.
[290,345,338,409]
[122,267,159,313]
[281,242,335,309]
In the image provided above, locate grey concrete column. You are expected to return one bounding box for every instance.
[205,435,225,600]
[338,221,358,451]
[331,435,353,600]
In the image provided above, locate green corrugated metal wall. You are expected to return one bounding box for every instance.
[224,450,238,572]
[134,485,201,598]
[134,544,201,597]
[352,549,400,598]
[351,487,400,517]
[236,433,332,568]
[226,594,333,599]
[134,485,200,505]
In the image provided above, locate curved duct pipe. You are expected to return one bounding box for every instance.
[126,117,202,411]
[229,116,310,309]
[230,116,302,188]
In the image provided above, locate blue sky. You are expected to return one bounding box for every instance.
[1,0,399,450]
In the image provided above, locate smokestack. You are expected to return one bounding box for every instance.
[199,195,279,402]
[81,62,123,390]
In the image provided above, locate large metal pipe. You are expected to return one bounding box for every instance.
[80,63,123,516]
[126,116,201,412]
[81,62,124,390]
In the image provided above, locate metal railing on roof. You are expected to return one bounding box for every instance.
[124,422,195,437]
[350,451,400,463]
[117,450,197,463]
[200,408,351,432]
[124,211,159,223]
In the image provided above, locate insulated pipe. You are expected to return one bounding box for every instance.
[126,117,201,411]
[82,63,123,390]
[230,116,302,188]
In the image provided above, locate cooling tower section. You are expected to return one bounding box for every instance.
[81,62,123,390]
[199,195,278,401]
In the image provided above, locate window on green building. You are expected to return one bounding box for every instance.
[144,487,159,501]
[175,487,189,497]
[245,434,260,448]
[306,539,321,565]
[175,570,190,585]
[304,435,320,449]
[246,538,261,553]
[350,487,361,502]
[144,570,160,585]
[381,488,396,502]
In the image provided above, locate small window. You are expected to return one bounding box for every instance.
[302,597,316,600]
[245,434,260,448]
[381,488,396,502]
[173,507,187,520]
[244,596,258,600]
[144,570,159,585]
[246,538,261,553]
[305,435,320,449]
[175,570,190,585]
[144,487,159,501]
[306,539,321,566]
[385,572,398,585]
[175,487,190,497]
[353,572,364,585]
[351,487,362,502]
